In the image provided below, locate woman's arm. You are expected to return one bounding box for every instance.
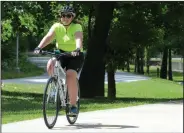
[75,31,83,50]
[37,28,55,49]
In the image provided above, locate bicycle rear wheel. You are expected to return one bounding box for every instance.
[43,77,59,129]
[65,78,80,124]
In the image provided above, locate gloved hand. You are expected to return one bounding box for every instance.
[71,48,80,57]
[34,47,41,54]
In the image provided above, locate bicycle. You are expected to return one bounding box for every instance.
[40,50,81,129]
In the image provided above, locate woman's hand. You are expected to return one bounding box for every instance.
[34,47,41,54]
[71,48,80,56]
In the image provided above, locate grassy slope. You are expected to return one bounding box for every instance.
[2,78,183,124]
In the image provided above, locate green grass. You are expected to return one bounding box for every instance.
[2,58,45,79]
[125,65,183,82]
[2,78,183,124]
[2,70,44,79]
[115,79,183,98]
[143,66,183,81]
[150,59,183,63]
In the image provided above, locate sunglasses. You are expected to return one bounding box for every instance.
[61,14,73,18]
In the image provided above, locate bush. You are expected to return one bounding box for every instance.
[2,52,45,79]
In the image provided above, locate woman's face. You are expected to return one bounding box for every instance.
[61,13,74,25]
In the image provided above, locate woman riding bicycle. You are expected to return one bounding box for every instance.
[34,5,84,115]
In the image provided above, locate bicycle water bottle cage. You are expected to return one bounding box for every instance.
[54,50,62,60]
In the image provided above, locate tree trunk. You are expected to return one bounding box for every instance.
[127,59,130,72]
[160,47,168,79]
[147,65,150,75]
[145,47,150,75]
[121,61,125,71]
[1,1,5,19]
[168,48,173,81]
[79,2,116,98]
[88,5,94,39]
[140,49,144,74]
[107,70,116,99]
[134,59,137,73]
[136,48,141,73]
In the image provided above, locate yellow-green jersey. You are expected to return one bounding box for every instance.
[50,22,83,51]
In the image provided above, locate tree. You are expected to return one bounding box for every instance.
[157,2,184,79]
[79,2,116,98]
[1,1,38,64]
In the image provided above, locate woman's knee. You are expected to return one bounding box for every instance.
[47,58,56,72]
[66,70,77,79]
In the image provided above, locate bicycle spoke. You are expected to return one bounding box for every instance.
[43,77,59,129]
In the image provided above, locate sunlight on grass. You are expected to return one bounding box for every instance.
[2,78,183,124]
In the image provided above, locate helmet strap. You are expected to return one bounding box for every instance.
[63,21,73,26]
[63,23,71,26]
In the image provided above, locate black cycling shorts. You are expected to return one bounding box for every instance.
[59,49,84,73]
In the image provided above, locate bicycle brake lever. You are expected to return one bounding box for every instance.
[40,50,46,55]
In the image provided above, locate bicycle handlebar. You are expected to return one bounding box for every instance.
[40,50,73,58]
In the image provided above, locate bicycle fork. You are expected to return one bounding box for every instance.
[57,81,67,107]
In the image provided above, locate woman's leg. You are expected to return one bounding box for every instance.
[66,69,78,106]
[66,54,84,114]
[47,57,56,76]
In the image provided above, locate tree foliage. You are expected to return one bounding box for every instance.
[1,1,183,98]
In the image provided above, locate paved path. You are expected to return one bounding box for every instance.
[2,72,182,132]
[2,101,183,132]
[2,71,149,84]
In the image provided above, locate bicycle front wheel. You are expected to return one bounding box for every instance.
[43,77,59,129]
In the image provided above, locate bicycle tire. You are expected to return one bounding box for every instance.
[43,77,60,129]
[65,78,80,124]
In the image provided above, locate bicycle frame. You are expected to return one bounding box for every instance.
[43,50,84,109]
[53,59,68,107]
[42,50,83,128]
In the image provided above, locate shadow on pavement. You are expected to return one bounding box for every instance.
[53,123,138,130]
[159,100,183,105]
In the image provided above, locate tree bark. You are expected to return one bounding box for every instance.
[79,2,116,98]
[168,48,173,80]
[107,70,116,99]
[140,49,144,74]
[127,59,130,72]
[88,5,94,39]
[160,47,168,79]
[136,48,141,73]
[134,59,137,73]
[146,48,150,75]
